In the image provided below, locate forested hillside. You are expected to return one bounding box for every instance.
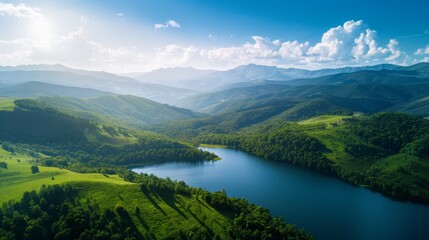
[196,113,429,203]
[0,98,216,173]
[34,95,202,127]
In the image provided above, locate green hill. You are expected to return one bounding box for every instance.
[0,99,216,171]
[197,113,429,203]
[0,81,113,98]
[34,95,203,128]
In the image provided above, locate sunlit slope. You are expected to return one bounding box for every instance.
[0,146,131,203]
[32,95,202,127]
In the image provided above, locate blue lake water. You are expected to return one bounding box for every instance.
[132,147,429,240]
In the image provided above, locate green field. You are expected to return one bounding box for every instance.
[73,182,232,239]
[298,115,351,126]
[0,146,132,203]
[0,98,15,111]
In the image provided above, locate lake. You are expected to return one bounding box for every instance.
[132,147,429,240]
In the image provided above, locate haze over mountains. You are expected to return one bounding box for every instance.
[0,65,194,104]
[128,63,402,91]
[0,62,429,120]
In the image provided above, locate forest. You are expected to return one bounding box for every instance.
[195,113,429,203]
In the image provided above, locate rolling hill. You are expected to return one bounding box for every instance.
[0,65,195,104]
[31,95,203,127]
[0,81,113,98]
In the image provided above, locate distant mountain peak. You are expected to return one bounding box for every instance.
[233,63,279,70]
[0,63,72,72]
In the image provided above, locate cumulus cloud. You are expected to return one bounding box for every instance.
[415,46,429,55]
[0,18,414,72]
[190,20,407,69]
[0,2,43,19]
[154,20,180,30]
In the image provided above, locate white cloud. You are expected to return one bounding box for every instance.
[80,16,89,23]
[188,20,407,69]
[154,20,180,30]
[415,46,429,55]
[116,13,124,17]
[0,18,414,72]
[0,26,148,72]
[0,2,43,19]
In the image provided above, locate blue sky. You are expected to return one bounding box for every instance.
[0,0,428,72]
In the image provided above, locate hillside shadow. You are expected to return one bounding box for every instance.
[194,196,212,210]
[136,214,150,231]
[157,192,188,219]
[185,209,214,235]
[141,186,167,216]
[120,211,144,240]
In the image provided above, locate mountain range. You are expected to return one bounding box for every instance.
[175,63,429,121]
[128,63,403,91]
[0,65,195,104]
[1,62,428,120]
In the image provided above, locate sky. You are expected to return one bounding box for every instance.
[0,0,429,73]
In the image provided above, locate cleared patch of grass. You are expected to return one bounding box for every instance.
[74,182,232,239]
[0,98,15,111]
[0,145,132,203]
[298,115,351,126]
[303,122,370,170]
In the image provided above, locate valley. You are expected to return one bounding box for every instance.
[1,62,429,239]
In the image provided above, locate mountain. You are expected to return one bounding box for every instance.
[34,95,203,127]
[0,65,195,104]
[177,83,419,114]
[130,67,215,88]
[0,63,73,72]
[177,64,429,114]
[0,81,113,98]
[130,63,403,91]
[286,69,429,86]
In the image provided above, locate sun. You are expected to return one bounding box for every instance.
[31,19,54,38]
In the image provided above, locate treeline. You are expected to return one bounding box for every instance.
[0,185,140,240]
[0,110,90,144]
[20,136,218,173]
[198,129,332,172]
[346,112,429,155]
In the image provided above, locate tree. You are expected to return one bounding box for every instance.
[31,165,39,174]
[0,162,7,169]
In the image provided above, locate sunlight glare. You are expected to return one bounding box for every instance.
[31,19,54,38]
